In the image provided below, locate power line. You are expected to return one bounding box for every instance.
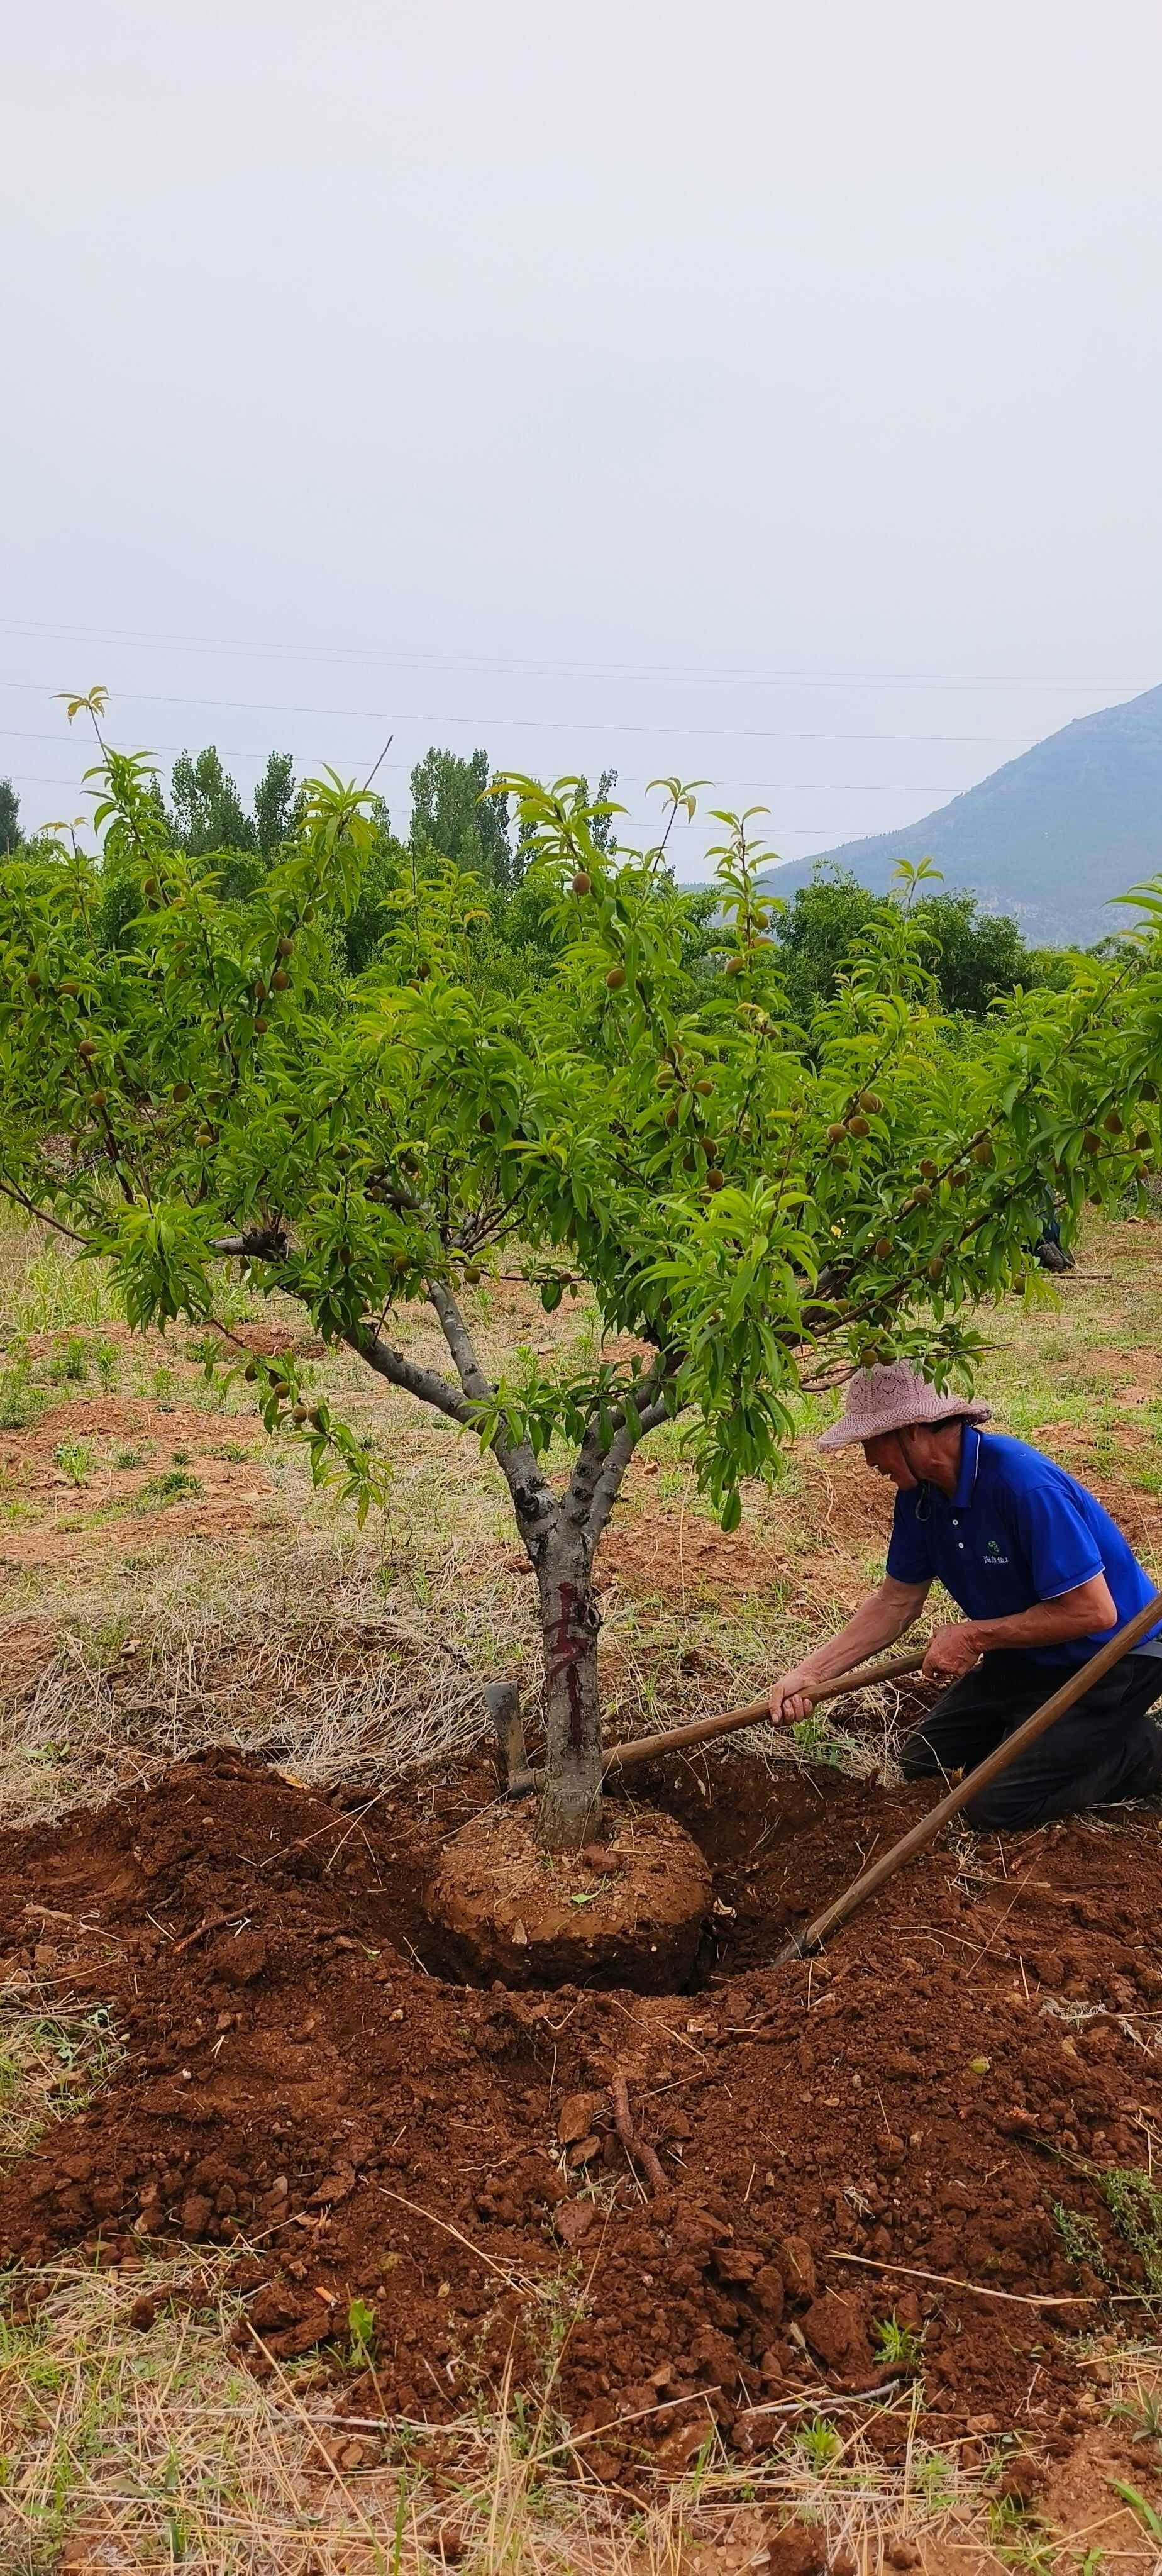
[0,675,1044,752]
[1,614,1158,692]
[0,689,1039,746]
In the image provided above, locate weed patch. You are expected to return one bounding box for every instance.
[1054,2168,1162,2292]
[873,2312,925,2370]
[52,1440,93,1488]
[1099,2168,1162,2292]
[0,2001,119,2162]
[1052,2205,1109,2275]
[137,1468,204,1507]
[47,1336,89,1385]
[0,1362,43,1433]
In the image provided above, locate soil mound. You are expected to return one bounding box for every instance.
[3,1745,1161,2481]
[426,1802,712,1989]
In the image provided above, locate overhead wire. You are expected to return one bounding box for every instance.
[0,614,1156,693]
[0,675,1043,752]
[4,624,1134,840]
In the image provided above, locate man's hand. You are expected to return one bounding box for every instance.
[922,1621,982,1680]
[766,1580,932,1729]
[768,1670,818,1726]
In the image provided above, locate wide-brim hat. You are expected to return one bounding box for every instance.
[819,1359,990,1453]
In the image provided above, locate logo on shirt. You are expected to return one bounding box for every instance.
[983,1538,1010,1565]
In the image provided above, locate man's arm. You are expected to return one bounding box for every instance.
[768,1575,931,1724]
[922,1572,1117,1677]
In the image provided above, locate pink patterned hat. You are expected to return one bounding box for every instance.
[818,1359,990,1453]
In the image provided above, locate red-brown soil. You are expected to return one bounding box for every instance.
[598,1456,894,1611]
[0,1390,274,1574]
[3,1743,1161,2485]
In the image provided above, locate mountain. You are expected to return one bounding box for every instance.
[765,681,1162,945]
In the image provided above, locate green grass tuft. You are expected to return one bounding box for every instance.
[137,1469,203,1507]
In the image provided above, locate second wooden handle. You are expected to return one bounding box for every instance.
[603,1645,927,1777]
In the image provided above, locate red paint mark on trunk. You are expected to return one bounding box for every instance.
[546,1583,589,1757]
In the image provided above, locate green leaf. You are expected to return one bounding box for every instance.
[1107,2482,1162,2540]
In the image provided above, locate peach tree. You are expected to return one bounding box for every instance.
[1,692,1159,1846]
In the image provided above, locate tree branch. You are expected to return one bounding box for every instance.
[0,1178,93,1245]
[455,1172,535,1253]
[426,1275,557,1543]
[210,1228,289,1260]
[585,1394,672,1550]
[346,1323,478,1430]
[562,1360,670,1549]
[425,1277,494,1406]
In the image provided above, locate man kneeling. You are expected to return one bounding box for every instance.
[767,1362,1162,1830]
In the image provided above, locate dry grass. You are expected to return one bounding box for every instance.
[0,2250,1019,2575]
[0,1977,121,2166]
[0,1535,531,1821]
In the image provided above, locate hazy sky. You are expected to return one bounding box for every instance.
[4,0,1161,872]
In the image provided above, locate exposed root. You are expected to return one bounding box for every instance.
[172,1907,250,1956]
[611,2067,668,2196]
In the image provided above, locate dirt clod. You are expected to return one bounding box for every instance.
[993,2455,1044,2507]
[212,1933,268,1985]
[763,2519,827,2576]
[556,2089,599,2144]
[802,2292,866,2374]
[778,2235,817,2302]
[555,2199,596,2245]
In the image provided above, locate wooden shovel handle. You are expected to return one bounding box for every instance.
[780,1591,1162,1963]
[602,1645,927,1777]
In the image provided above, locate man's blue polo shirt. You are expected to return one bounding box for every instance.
[885,1426,1162,1667]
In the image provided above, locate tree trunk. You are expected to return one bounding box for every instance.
[536,1545,603,1851]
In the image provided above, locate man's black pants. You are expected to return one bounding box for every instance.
[900,1649,1162,1829]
